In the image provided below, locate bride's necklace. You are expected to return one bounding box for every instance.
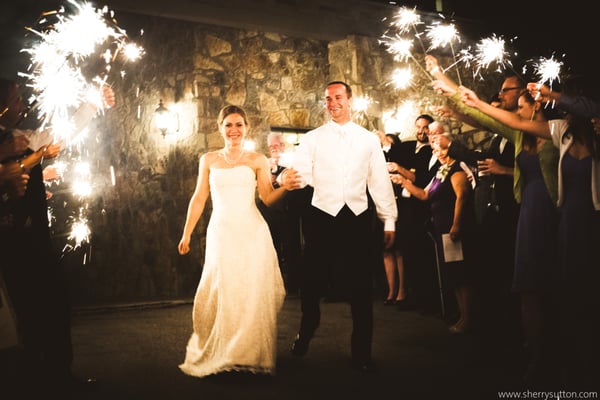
[222,148,245,165]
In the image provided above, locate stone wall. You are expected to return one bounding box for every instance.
[55,13,335,305]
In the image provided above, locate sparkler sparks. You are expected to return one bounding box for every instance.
[17,0,143,256]
[390,7,422,34]
[68,212,91,248]
[20,0,141,137]
[532,55,563,88]
[425,21,462,85]
[389,67,413,90]
[471,35,512,76]
[425,22,459,52]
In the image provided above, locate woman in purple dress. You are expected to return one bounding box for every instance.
[396,129,476,334]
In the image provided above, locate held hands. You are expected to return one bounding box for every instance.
[280,168,302,191]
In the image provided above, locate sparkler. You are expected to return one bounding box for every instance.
[389,67,413,90]
[529,55,563,119]
[425,21,462,85]
[379,35,432,82]
[389,6,427,55]
[352,95,375,129]
[532,55,562,89]
[472,35,511,74]
[17,0,144,256]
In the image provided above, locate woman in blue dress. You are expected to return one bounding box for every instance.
[442,85,561,386]
[472,82,600,388]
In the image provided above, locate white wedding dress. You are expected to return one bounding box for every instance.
[179,165,286,378]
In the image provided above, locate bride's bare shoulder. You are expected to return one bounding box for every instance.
[246,150,267,162]
[202,150,222,161]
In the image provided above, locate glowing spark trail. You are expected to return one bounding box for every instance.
[533,55,562,88]
[389,67,413,90]
[426,21,462,85]
[390,6,427,54]
[17,0,144,256]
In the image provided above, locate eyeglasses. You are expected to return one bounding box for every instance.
[498,87,522,95]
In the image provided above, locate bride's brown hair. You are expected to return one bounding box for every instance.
[217,105,249,127]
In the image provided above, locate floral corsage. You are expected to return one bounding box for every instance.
[435,164,452,182]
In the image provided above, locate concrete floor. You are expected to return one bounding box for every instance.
[56,295,530,400]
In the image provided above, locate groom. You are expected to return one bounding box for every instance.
[285,81,397,372]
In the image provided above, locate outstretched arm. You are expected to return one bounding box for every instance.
[395,174,429,201]
[459,86,551,139]
[528,82,600,119]
[426,55,459,95]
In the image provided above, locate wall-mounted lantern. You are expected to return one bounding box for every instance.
[155,99,179,137]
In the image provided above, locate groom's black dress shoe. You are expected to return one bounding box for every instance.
[290,334,310,357]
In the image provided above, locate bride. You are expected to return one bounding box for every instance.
[177,105,301,377]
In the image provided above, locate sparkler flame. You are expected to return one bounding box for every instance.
[425,22,459,51]
[68,213,91,248]
[472,35,511,75]
[391,7,422,33]
[533,55,563,88]
[389,67,413,90]
[17,0,143,256]
[352,96,372,113]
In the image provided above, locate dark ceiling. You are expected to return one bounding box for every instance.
[1,0,595,96]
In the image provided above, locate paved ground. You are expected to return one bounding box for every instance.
[56,295,531,400]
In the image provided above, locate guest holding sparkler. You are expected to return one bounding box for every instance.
[394,124,477,334]
[427,56,521,344]
[462,81,600,389]
[430,66,563,387]
[0,78,114,395]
